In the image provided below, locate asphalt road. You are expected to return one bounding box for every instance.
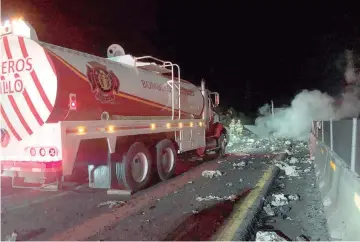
[1,152,276,241]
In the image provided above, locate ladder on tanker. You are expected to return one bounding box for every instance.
[134,56,182,120]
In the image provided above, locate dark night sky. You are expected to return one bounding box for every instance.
[3,1,360,113]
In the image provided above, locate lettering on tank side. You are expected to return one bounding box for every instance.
[0,57,33,95]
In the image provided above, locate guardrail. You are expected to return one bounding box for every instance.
[311,119,360,241]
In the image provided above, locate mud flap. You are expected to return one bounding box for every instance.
[87,152,128,190]
[88,153,116,189]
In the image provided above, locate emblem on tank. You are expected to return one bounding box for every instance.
[86,61,120,103]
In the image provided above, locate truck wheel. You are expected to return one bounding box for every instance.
[119,142,152,192]
[216,133,227,158]
[155,139,177,181]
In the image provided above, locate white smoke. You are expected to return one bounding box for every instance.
[258,103,271,116]
[255,50,360,140]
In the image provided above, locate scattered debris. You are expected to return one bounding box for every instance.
[226,182,232,187]
[239,178,244,182]
[188,181,194,184]
[192,209,199,214]
[263,204,275,216]
[303,167,311,173]
[233,161,246,168]
[288,194,300,201]
[255,231,287,241]
[289,157,299,164]
[196,194,236,202]
[201,170,222,178]
[5,232,17,242]
[275,204,292,219]
[323,197,331,207]
[226,195,237,201]
[196,195,222,202]
[275,162,299,177]
[285,149,293,155]
[227,128,296,154]
[278,183,285,188]
[226,130,326,241]
[98,200,126,209]
[271,194,288,207]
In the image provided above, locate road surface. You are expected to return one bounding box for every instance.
[1,150,277,241]
[1,132,330,241]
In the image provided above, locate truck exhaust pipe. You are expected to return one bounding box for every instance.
[201,79,209,125]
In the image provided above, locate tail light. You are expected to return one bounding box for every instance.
[25,146,59,157]
[69,93,77,110]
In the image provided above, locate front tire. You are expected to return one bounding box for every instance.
[216,133,227,158]
[118,142,152,192]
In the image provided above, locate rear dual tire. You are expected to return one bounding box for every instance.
[117,142,152,192]
[155,139,177,181]
[117,139,177,192]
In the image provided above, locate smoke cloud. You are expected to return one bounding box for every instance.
[255,50,360,140]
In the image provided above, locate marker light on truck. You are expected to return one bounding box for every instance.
[107,125,115,133]
[166,123,171,129]
[178,122,183,128]
[77,126,86,134]
[150,123,156,130]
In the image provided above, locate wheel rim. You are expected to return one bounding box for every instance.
[161,148,175,173]
[131,152,149,183]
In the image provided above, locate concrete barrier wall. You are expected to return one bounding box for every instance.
[312,118,360,240]
[322,121,331,147]
[313,119,359,175]
[332,120,352,168]
[355,123,360,175]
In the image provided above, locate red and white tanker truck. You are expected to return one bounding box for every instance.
[0,19,229,191]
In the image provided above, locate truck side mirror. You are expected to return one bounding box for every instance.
[215,93,220,106]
